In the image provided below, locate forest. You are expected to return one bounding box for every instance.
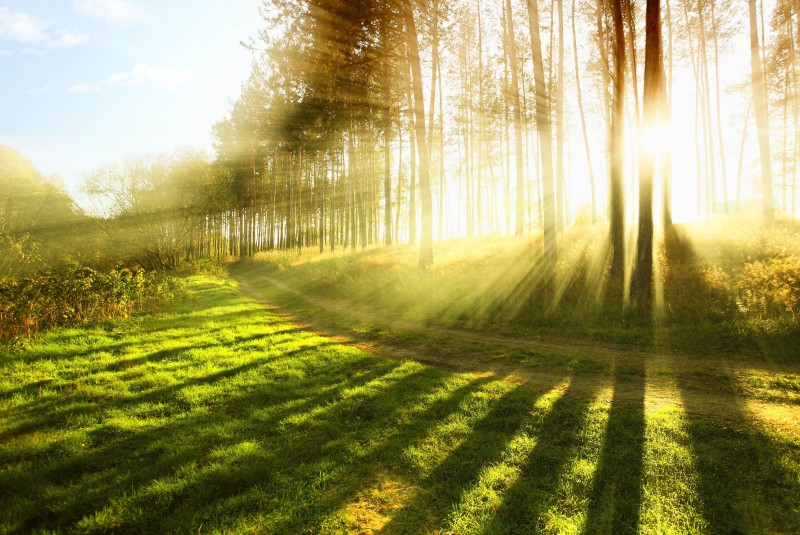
[1,0,800,532]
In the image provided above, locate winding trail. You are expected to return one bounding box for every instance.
[232,271,800,435]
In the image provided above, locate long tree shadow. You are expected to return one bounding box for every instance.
[676,370,800,533]
[583,358,646,534]
[378,382,563,533]
[479,380,602,533]
[271,372,498,533]
[662,226,800,531]
[1,349,407,532]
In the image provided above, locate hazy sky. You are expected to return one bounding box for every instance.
[0,0,261,202]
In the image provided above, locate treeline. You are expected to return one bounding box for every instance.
[0,146,186,345]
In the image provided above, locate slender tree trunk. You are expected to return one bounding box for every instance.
[477,0,485,236]
[737,98,753,213]
[696,0,716,215]
[527,0,558,274]
[609,0,626,293]
[404,0,433,271]
[710,2,728,212]
[383,18,393,246]
[749,0,774,220]
[662,0,673,227]
[408,58,417,244]
[428,0,439,210]
[507,0,526,236]
[556,0,566,232]
[572,0,596,223]
[502,1,512,234]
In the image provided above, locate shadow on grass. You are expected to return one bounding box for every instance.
[384,384,554,531]
[584,359,646,534]
[677,372,800,533]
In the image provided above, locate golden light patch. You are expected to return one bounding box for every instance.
[338,472,422,534]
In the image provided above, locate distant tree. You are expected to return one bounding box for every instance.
[749,0,774,220]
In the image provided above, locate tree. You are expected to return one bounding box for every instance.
[527,0,558,277]
[631,0,663,310]
[749,0,774,220]
[404,0,434,271]
[609,0,626,297]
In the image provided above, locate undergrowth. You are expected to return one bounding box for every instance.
[235,216,800,358]
[0,264,184,347]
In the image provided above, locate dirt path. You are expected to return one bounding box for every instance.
[233,272,800,436]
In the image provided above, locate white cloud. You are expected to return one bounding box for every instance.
[70,64,196,93]
[51,29,90,48]
[27,85,52,96]
[69,81,102,93]
[0,7,51,44]
[71,0,147,25]
[0,7,89,55]
[0,49,12,57]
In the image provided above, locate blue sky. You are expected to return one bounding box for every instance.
[0,0,262,202]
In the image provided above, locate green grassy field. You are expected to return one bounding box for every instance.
[2,274,799,533]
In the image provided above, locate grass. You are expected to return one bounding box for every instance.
[2,274,800,533]
[231,216,800,360]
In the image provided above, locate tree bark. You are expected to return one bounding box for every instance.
[527,0,558,273]
[632,0,661,311]
[404,0,434,271]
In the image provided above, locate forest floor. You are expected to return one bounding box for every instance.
[2,272,799,533]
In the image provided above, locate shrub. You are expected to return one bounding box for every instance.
[735,256,800,321]
[0,264,185,346]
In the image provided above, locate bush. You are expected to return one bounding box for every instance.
[0,264,185,346]
[735,256,800,321]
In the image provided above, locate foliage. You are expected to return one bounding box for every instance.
[0,264,184,346]
[0,230,40,280]
[735,255,800,320]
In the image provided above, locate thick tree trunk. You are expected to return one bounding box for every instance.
[632,0,661,311]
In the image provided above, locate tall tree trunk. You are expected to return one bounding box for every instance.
[632,0,661,311]
[662,0,673,227]
[428,0,439,209]
[527,0,558,274]
[710,1,728,213]
[556,0,566,232]
[572,0,596,223]
[502,1,512,234]
[748,0,774,220]
[383,18,393,246]
[609,0,626,294]
[696,0,716,215]
[404,0,434,271]
[408,58,418,244]
[507,0,526,236]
